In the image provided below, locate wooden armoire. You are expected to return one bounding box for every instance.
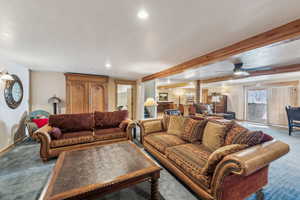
[65,73,108,114]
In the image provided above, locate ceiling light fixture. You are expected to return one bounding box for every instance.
[0,70,13,81]
[105,63,111,69]
[137,9,149,20]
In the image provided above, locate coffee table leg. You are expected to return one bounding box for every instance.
[151,172,160,200]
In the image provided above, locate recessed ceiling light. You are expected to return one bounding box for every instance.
[105,63,111,69]
[137,10,149,20]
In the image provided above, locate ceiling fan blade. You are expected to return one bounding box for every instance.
[244,66,273,72]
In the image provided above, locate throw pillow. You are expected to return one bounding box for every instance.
[167,115,185,136]
[202,121,227,151]
[119,119,131,131]
[232,130,265,146]
[225,122,248,145]
[48,127,62,140]
[32,118,49,128]
[181,118,207,143]
[261,133,273,143]
[201,144,248,176]
[162,114,170,130]
[143,120,163,135]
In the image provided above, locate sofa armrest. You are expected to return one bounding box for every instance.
[139,119,163,134]
[34,125,53,161]
[222,140,289,176]
[125,120,135,140]
[210,140,289,197]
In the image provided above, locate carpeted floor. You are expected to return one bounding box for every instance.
[0,122,300,200]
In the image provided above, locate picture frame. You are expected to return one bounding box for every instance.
[159,93,168,101]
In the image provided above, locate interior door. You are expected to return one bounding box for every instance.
[67,81,88,114]
[89,82,105,112]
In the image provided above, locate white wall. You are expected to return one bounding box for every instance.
[0,59,29,151]
[30,71,66,114]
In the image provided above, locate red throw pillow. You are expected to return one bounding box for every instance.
[32,118,49,128]
[48,127,62,140]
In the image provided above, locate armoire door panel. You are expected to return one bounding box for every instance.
[89,83,105,112]
[68,81,88,114]
[65,73,109,114]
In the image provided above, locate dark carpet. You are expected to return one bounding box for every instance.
[0,122,299,200]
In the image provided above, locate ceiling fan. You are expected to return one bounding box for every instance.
[232,62,272,76]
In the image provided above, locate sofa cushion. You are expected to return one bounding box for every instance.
[50,135,94,148]
[201,144,248,176]
[61,131,93,139]
[94,128,127,141]
[167,115,185,136]
[202,121,228,151]
[225,122,248,145]
[95,127,122,135]
[49,113,94,133]
[166,144,212,188]
[182,118,207,143]
[143,120,163,135]
[144,133,186,154]
[232,130,266,146]
[94,110,128,128]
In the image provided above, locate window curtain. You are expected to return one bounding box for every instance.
[268,86,298,126]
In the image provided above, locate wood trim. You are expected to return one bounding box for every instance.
[261,80,299,87]
[114,79,137,119]
[114,79,136,85]
[201,64,300,84]
[157,82,189,89]
[65,73,109,83]
[142,19,300,82]
[0,137,25,156]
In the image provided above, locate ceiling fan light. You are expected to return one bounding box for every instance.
[233,70,249,76]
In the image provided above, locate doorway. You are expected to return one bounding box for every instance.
[115,80,136,119]
[246,88,268,124]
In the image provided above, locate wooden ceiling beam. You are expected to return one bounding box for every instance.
[201,64,300,84]
[157,82,190,89]
[142,19,300,82]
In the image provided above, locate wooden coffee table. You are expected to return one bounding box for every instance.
[39,141,162,200]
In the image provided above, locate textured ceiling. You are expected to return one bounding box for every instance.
[162,38,300,83]
[1,0,300,79]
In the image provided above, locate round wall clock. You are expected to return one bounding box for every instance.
[4,74,24,109]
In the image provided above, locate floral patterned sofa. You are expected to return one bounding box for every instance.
[139,115,289,200]
[35,110,134,161]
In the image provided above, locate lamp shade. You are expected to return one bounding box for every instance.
[144,97,157,107]
[48,96,62,104]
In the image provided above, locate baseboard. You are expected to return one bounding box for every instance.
[0,136,27,156]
